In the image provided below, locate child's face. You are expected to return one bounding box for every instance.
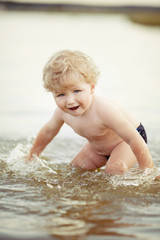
[53,80,95,116]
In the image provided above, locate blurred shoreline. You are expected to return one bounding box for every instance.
[0,0,160,25]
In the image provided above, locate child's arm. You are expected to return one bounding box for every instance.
[99,102,154,168]
[27,108,64,160]
[116,124,154,168]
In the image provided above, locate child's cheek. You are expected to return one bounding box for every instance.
[55,99,63,108]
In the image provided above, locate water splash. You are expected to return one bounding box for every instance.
[1,138,160,240]
[107,167,160,188]
[5,143,57,179]
[2,140,160,197]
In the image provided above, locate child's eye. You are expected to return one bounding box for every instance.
[57,93,65,97]
[74,90,81,93]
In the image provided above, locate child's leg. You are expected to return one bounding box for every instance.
[105,141,137,175]
[71,143,107,170]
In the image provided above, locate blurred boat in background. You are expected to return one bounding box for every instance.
[0,0,160,25]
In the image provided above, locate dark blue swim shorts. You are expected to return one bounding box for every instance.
[136,123,147,144]
[106,123,147,160]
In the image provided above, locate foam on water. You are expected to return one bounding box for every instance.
[0,138,160,239]
[3,141,160,195]
[108,167,160,187]
[5,143,57,181]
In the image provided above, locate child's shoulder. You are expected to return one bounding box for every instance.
[93,95,124,120]
[54,107,65,120]
[54,106,71,122]
[94,94,118,109]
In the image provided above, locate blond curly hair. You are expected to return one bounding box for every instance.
[43,50,100,92]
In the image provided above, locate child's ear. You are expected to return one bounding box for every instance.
[91,84,95,94]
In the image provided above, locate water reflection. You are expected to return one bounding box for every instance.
[0,135,160,239]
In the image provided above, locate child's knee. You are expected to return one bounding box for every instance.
[105,160,128,175]
[71,159,97,170]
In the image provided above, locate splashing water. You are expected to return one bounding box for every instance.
[0,137,160,240]
[6,143,57,177]
[5,139,160,190]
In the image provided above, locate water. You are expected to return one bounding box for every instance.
[0,10,160,240]
[0,137,160,240]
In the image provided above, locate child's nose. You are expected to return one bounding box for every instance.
[66,94,75,105]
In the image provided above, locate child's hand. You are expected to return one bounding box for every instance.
[155,175,160,181]
[23,154,33,162]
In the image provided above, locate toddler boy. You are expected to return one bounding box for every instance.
[27,50,154,175]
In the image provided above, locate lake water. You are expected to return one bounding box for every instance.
[0,10,160,240]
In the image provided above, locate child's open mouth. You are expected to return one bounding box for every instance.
[69,106,79,111]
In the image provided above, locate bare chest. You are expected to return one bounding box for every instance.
[63,114,107,139]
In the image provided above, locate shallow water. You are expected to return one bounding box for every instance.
[0,10,160,240]
[0,136,160,240]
